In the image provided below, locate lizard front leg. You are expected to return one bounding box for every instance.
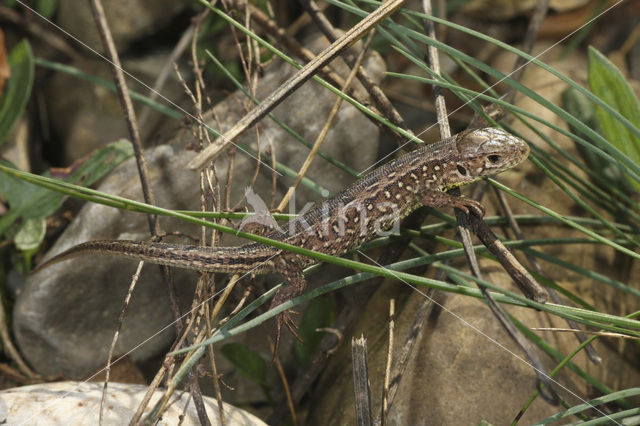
[421,189,485,217]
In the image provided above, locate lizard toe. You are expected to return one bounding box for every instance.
[273,310,302,360]
[456,198,485,217]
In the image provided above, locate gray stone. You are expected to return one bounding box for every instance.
[15,144,202,378]
[45,52,187,164]
[56,0,188,53]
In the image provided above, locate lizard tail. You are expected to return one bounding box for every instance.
[30,240,279,275]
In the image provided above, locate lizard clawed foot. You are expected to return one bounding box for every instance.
[280,310,301,341]
[453,198,485,217]
[270,268,307,359]
[273,310,302,359]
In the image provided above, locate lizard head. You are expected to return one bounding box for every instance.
[444,127,529,189]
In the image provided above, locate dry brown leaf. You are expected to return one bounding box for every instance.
[0,28,11,100]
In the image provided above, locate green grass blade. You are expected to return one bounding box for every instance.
[0,40,34,145]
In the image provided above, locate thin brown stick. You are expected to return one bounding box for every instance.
[183,16,229,421]
[0,362,40,384]
[221,0,265,207]
[493,188,601,364]
[138,24,195,128]
[268,336,297,425]
[227,0,358,111]
[216,284,252,329]
[0,287,37,378]
[231,16,265,211]
[187,0,407,170]
[128,368,166,425]
[0,5,79,60]
[230,0,344,87]
[99,261,144,424]
[138,274,247,425]
[191,7,214,113]
[298,0,413,145]
[186,274,224,426]
[425,0,556,402]
[142,316,210,425]
[277,30,374,211]
[128,338,181,425]
[377,0,556,415]
[231,0,409,146]
[380,299,394,426]
[373,287,435,426]
[468,214,548,302]
[88,0,158,232]
[490,0,599,366]
[503,0,550,107]
[352,336,372,426]
[203,278,226,426]
[132,289,205,425]
[435,0,446,41]
[369,4,455,418]
[421,0,450,139]
[232,5,266,211]
[452,8,551,306]
[190,375,212,426]
[462,213,557,404]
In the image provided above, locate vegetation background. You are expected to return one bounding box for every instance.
[0,0,638,424]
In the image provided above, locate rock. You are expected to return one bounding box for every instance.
[0,381,266,425]
[45,52,187,164]
[14,38,383,379]
[56,0,189,53]
[15,144,202,378]
[304,277,561,424]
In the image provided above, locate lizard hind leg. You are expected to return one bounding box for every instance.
[270,265,307,357]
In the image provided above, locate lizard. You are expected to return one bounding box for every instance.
[31,127,530,349]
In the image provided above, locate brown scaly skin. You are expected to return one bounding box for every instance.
[32,127,530,351]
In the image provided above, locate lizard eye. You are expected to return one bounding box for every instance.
[488,154,501,164]
[456,164,467,176]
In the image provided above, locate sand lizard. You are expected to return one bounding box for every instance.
[32,127,530,346]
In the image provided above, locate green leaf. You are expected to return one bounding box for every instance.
[293,296,334,365]
[0,139,133,237]
[0,40,34,145]
[15,217,46,252]
[588,46,640,191]
[220,343,267,385]
[15,217,46,270]
[561,87,635,194]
